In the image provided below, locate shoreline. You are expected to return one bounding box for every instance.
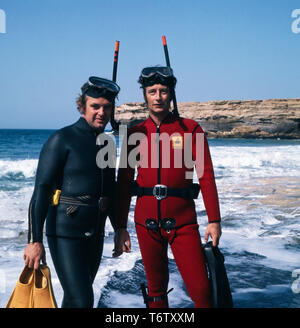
[1,96,300,139]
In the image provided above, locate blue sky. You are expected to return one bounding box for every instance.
[0,0,300,129]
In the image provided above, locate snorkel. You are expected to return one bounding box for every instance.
[110,41,120,131]
[162,35,179,117]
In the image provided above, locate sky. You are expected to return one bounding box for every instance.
[0,0,300,129]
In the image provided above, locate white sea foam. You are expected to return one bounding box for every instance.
[0,159,37,179]
[211,145,300,178]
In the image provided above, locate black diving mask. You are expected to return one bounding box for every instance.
[138,67,177,89]
[81,76,120,100]
[141,66,174,78]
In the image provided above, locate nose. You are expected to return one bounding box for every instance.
[96,106,105,117]
[154,91,162,100]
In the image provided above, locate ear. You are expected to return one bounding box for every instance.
[143,88,148,105]
[79,105,86,115]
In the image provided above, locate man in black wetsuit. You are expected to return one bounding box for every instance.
[23,77,120,308]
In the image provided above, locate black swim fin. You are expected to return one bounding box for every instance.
[203,241,233,308]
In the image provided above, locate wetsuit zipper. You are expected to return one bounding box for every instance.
[149,113,172,229]
[156,125,162,228]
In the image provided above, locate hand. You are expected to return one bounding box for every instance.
[204,222,222,247]
[24,242,46,270]
[113,228,131,258]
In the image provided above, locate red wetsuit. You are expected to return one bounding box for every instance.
[116,113,221,308]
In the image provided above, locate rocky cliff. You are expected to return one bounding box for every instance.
[114,98,300,138]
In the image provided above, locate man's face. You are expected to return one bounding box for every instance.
[81,96,112,132]
[144,84,171,116]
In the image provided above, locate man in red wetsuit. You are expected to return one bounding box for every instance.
[113,66,221,308]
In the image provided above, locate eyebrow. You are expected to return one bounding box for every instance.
[148,87,169,92]
[90,103,112,109]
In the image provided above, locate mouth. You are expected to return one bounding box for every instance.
[95,118,105,125]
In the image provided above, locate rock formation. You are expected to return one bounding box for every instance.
[115,98,300,138]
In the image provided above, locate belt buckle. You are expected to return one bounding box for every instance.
[153,184,167,200]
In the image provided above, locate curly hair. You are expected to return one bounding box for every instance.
[76,94,87,114]
[76,82,89,114]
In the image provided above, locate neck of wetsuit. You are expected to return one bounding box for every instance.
[149,111,172,128]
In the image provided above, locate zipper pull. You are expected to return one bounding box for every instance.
[156,126,160,143]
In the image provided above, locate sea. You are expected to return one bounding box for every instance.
[0,128,299,308]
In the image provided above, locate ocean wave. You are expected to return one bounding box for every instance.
[0,159,37,180]
[211,145,300,178]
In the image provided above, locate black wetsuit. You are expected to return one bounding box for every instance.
[28,117,116,308]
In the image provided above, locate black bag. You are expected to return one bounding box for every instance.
[203,241,233,308]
